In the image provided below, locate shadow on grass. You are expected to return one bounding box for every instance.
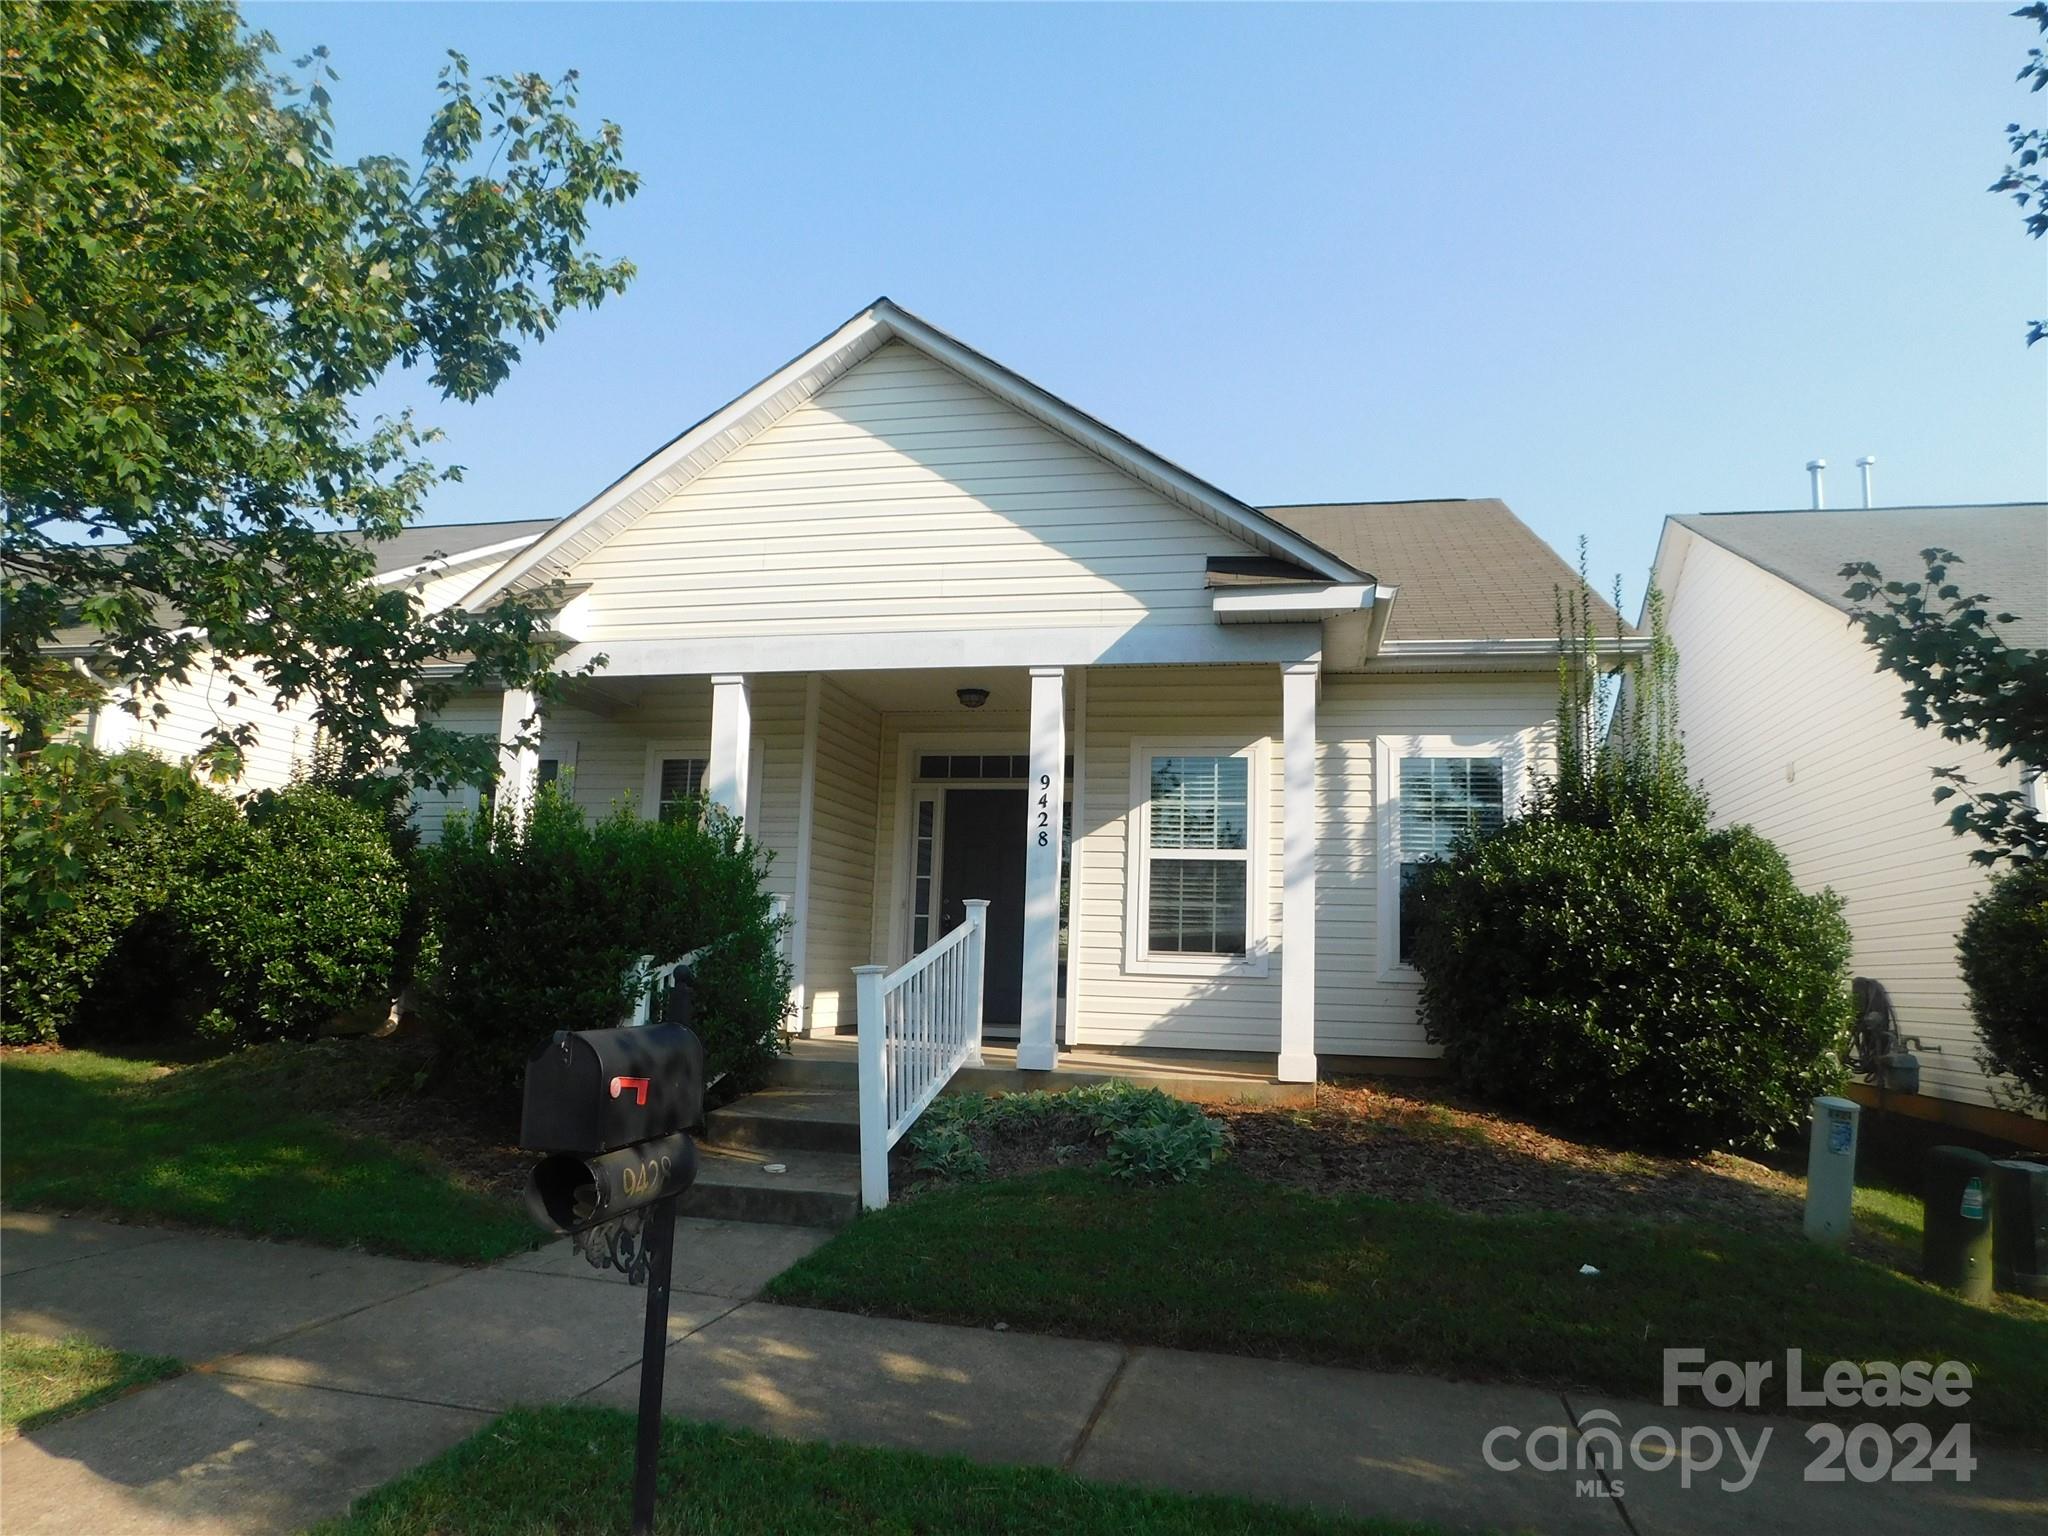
[0,1050,535,1264]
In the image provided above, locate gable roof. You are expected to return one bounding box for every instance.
[463,298,1362,607]
[1261,499,1630,643]
[45,518,556,655]
[365,517,558,577]
[1671,503,2048,650]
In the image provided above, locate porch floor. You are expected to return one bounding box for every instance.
[776,1035,1316,1107]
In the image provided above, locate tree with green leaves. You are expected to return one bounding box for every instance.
[1989,2,2048,345]
[0,0,636,789]
[1841,549,2047,867]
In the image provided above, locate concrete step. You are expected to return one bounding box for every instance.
[766,1041,1313,1107]
[679,1140,860,1229]
[705,1087,860,1156]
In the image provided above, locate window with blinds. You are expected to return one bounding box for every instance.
[1145,754,1251,956]
[1396,756,1504,961]
[656,757,708,823]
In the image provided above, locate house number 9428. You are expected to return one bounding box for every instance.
[1035,774,1051,847]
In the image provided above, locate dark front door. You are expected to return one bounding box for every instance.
[940,788,1027,1030]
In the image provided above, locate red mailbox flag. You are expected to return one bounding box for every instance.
[610,1076,651,1106]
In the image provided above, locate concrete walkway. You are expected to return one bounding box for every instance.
[3,1210,2045,1535]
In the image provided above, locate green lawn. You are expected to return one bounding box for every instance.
[1,1049,537,1263]
[310,1405,1438,1536]
[768,1167,2048,1443]
[1,1332,183,1436]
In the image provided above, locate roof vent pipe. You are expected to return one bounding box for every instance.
[1857,455,1876,509]
[1806,458,1827,510]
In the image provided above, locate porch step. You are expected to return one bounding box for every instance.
[678,1139,860,1229]
[766,1038,1315,1108]
[704,1087,860,1156]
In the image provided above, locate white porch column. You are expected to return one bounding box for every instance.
[1017,665,1066,1071]
[497,687,539,812]
[1278,661,1319,1084]
[708,673,752,822]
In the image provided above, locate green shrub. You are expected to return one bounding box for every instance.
[908,1081,1225,1184]
[1959,858,2048,1113]
[1,749,404,1047]
[1407,792,1855,1154]
[419,787,789,1114]
[189,785,410,1042]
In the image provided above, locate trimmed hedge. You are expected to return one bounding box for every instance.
[1959,858,2048,1114]
[2,750,407,1047]
[1407,790,1855,1154]
[419,787,790,1115]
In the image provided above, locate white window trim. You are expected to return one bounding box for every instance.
[1374,730,1530,982]
[641,739,764,827]
[1125,738,1270,979]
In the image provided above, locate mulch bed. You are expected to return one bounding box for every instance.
[1214,1076,1891,1251]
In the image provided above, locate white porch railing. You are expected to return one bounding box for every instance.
[625,947,708,1028]
[853,899,989,1210]
[624,895,787,1030]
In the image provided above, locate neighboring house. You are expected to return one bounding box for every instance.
[1645,502,2047,1131]
[423,298,1631,1083]
[50,519,554,795]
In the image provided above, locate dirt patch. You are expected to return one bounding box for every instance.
[1214,1076,1903,1257]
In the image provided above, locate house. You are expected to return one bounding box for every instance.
[1645,502,2047,1134]
[420,298,1629,1084]
[53,519,555,794]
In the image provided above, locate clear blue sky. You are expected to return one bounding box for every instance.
[245,1,2047,608]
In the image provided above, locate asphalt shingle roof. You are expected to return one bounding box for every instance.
[1260,499,1630,643]
[1671,504,2048,650]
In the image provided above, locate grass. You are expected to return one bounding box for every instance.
[309,1405,1439,1536]
[1,1332,183,1436]
[768,1166,2048,1444]
[0,1048,537,1264]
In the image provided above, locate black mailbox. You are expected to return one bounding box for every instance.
[520,1022,704,1156]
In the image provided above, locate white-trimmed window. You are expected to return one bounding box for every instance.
[641,739,764,825]
[1127,742,1267,976]
[1376,733,1520,976]
[656,757,707,820]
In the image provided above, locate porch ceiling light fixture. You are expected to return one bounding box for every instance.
[956,686,991,710]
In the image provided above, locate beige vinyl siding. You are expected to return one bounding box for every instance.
[409,689,505,842]
[1312,672,1557,1059]
[805,681,884,1033]
[107,653,321,794]
[1072,665,1286,1053]
[565,342,1255,641]
[1660,528,2019,1108]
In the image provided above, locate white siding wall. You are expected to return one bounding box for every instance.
[566,342,1253,642]
[1312,672,1557,1059]
[1660,528,2020,1108]
[1072,665,1287,1053]
[101,654,322,794]
[805,681,884,1033]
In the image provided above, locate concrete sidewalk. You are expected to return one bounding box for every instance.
[4,1210,2045,1535]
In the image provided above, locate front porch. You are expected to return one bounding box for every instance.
[508,656,1325,1086]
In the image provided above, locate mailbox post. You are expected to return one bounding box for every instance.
[521,1014,703,1536]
